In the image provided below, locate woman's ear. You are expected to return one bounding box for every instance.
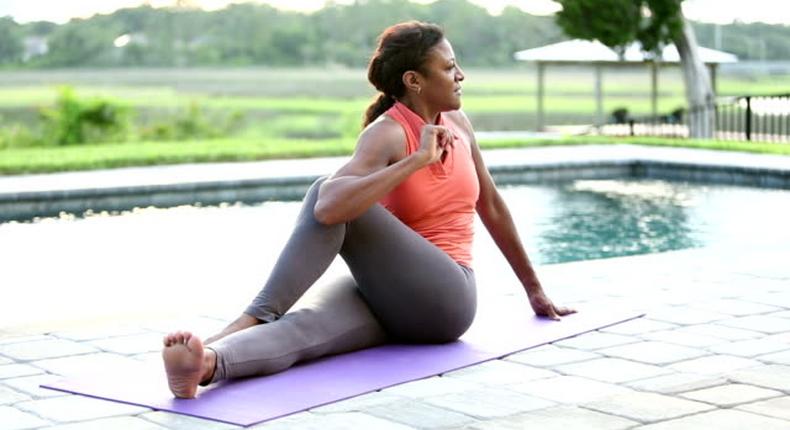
[402,71,422,95]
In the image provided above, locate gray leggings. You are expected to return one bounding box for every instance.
[208,177,477,382]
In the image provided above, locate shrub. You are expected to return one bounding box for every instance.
[40,86,130,145]
[610,107,630,124]
[0,122,39,149]
[0,90,247,150]
[140,102,244,141]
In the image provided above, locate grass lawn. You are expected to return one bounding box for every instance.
[0,138,356,175]
[0,87,687,115]
[1,135,787,175]
[1,68,788,175]
[1,67,786,118]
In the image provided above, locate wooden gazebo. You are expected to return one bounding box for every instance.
[514,40,738,130]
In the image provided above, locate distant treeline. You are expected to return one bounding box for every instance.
[0,0,788,68]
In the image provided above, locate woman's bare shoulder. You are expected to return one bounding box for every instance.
[357,114,408,160]
[364,113,408,137]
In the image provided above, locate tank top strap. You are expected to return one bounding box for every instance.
[385,101,445,155]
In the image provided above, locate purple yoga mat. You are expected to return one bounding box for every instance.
[43,302,643,427]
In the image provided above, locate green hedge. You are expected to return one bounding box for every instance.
[1,135,788,175]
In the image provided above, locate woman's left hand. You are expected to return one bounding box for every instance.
[528,289,577,321]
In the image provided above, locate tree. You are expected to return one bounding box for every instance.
[556,0,715,138]
[44,22,115,67]
[0,17,24,65]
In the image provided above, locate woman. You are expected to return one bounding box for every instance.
[162,21,574,399]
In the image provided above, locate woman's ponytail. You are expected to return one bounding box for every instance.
[363,93,395,127]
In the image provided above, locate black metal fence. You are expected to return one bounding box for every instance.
[600,93,790,143]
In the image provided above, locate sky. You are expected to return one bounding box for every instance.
[0,0,789,25]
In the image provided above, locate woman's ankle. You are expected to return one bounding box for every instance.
[200,349,217,385]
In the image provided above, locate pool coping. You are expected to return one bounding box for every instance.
[1,144,789,220]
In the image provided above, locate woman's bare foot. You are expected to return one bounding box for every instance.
[162,331,214,399]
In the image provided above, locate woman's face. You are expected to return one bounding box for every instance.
[419,38,465,112]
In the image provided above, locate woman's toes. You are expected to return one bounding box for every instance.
[185,334,202,352]
[164,333,179,346]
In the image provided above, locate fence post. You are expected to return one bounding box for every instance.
[745,96,752,141]
[536,62,545,132]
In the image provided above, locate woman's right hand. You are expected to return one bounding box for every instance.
[416,124,455,166]
[205,313,260,345]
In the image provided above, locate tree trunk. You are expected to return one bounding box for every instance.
[673,18,715,139]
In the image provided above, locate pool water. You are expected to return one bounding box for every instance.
[499,179,789,264]
[2,179,788,331]
[500,181,701,264]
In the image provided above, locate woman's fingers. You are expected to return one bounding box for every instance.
[545,307,561,321]
[418,125,456,165]
[531,293,577,321]
[438,128,451,147]
[442,128,456,148]
[555,306,577,316]
[434,126,454,157]
[420,125,448,164]
[546,305,577,321]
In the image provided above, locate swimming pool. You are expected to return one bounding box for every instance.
[499,179,789,263]
[2,179,788,332]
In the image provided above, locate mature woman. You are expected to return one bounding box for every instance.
[162,21,574,399]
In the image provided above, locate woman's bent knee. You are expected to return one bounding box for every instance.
[431,305,476,343]
[430,281,476,342]
[390,298,476,343]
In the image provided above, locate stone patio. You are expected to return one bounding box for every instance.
[1,244,789,429]
[1,145,789,429]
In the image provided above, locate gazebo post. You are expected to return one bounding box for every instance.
[708,63,718,96]
[594,63,603,126]
[537,61,545,131]
[650,61,658,119]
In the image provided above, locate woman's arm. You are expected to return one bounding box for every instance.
[457,114,575,320]
[314,118,453,225]
[205,118,455,341]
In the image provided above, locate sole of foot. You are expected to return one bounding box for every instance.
[162,332,205,399]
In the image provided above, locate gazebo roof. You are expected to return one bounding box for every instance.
[514,39,738,64]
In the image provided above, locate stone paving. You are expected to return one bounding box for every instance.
[1,243,789,430]
[2,146,790,429]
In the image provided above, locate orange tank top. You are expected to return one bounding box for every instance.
[380,101,480,267]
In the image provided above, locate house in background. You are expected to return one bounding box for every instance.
[22,36,48,62]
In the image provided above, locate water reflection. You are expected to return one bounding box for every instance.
[500,180,701,264]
